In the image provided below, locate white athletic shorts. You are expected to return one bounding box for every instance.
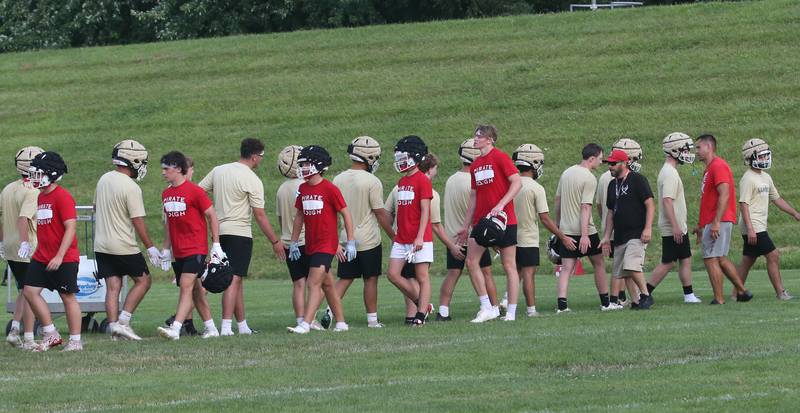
[390,242,434,264]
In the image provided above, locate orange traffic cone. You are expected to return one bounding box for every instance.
[574,259,585,276]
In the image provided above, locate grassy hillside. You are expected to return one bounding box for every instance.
[1,0,799,279]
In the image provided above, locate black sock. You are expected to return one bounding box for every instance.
[599,293,610,307]
[557,297,568,311]
[683,285,694,295]
[647,283,657,294]
[414,312,426,321]
[610,295,619,304]
[619,291,627,301]
[405,316,414,324]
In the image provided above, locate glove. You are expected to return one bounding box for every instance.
[17,241,32,259]
[405,248,416,264]
[0,241,5,260]
[146,246,161,267]
[210,242,227,263]
[160,249,172,272]
[345,240,357,262]
[288,241,301,261]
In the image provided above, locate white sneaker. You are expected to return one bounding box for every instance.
[287,324,309,334]
[6,327,22,348]
[684,293,702,303]
[778,290,793,301]
[157,326,180,341]
[220,330,235,337]
[309,320,325,331]
[501,315,515,321]
[33,330,63,352]
[238,328,255,336]
[112,323,142,341]
[470,308,498,323]
[367,321,384,328]
[492,306,501,318]
[601,303,624,311]
[556,308,572,314]
[333,323,349,332]
[62,340,83,351]
[201,329,219,339]
[527,310,539,317]
[21,340,38,350]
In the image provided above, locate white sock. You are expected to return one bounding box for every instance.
[109,321,119,330]
[367,313,378,323]
[507,304,517,317]
[10,320,20,331]
[118,310,132,325]
[479,295,491,311]
[335,322,348,330]
[439,305,449,318]
[69,334,81,342]
[170,321,182,331]
[203,319,217,331]
[296,317,304,325]
[42,324,56,334]
[221,319,232,332]
[23,332,34,341]
[527,306,536,314]
[237,320,251,333]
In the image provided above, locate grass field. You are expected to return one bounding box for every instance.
[2,0,800,279]
[1,269,798,412]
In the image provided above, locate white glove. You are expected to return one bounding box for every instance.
[210,242,227,263]
[345,240,358,262]
[288,241,301,261]
[160,249,172,272]
[17,241,32,259]
[0,241,5,260]
[405,248,416,264]
[146,246,161,267]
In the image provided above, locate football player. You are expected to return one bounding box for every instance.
[1,146,43,349]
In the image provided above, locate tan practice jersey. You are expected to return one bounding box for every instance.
[516,176,549,248]
[739,169,779,234]
[0,180,38,262]
[556,165,598,236]
[594,171,613,235]
[431,190,442,225]
[199,162,265,238]
[276,178,305,246]
[94,171,147,255]
[333,169,384,251]
[657,163,689,235]
[443,171,471,240]
[385,185,398,221]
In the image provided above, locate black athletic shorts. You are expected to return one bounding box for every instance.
[401,262,430,279]
[24,260,79,294]
[285,245,310,282]
[7,261,29,290]
[742,231,777,257]
[220,235,253,277]
[94,251,150,279]
[309,253,335,273]
[172,254,206,285]
[559,234,602,259]
[446,246,491,270]
[338,245,382,279]
[470,224,517,248]
[661,235,692,263]
[516,247,540,268]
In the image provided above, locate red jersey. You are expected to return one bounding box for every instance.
[295,179,346,255]
[470,147,518,225]
[163,181,213,259]
[395,171,434,244]
[33,185,79,264]
[699,156,737,226]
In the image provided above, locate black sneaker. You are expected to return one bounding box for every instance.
[435,313,452,322]
[631,302,640,310]
[165,314,176,326]
[710,299,723,305]
[182,319,199,336]
[638,295,654,310]
[736,291,754,302]
[404,317,415,325]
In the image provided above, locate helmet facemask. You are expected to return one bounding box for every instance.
[751,149,772,170]
[27,167,58,189]
[113,158,148,181]
[394,151,417,173]
[297,162,320,180]
[677,143,696,164]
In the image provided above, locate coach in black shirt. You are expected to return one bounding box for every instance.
[600,149,655,309]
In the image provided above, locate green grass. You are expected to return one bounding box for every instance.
[1,268,798,412]
[1,0,800,279]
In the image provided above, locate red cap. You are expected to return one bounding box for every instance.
[603,149,629,164]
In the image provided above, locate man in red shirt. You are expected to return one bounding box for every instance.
[21,152,83,351]
[157,151,225,340]
[456,125,522,323]
[287,146,356,334]
[386,136,435,326]
[694,134,751,304]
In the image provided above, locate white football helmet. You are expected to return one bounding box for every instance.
[15,146,44,177]
[512,143,545,178]
[742,138,771,170]
[458,138,481,164]
[112,139,148,181]
[348,136,381,173]
[277,145,303,179]
[662,132,696,164]
[612,138,643,172]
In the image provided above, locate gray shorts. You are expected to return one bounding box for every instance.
[702,222,733,259]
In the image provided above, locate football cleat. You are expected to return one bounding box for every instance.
[157,326,180,341]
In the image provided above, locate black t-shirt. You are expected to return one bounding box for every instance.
[606,171,654,244]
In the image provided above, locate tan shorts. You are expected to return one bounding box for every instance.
[612,239,647,278]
